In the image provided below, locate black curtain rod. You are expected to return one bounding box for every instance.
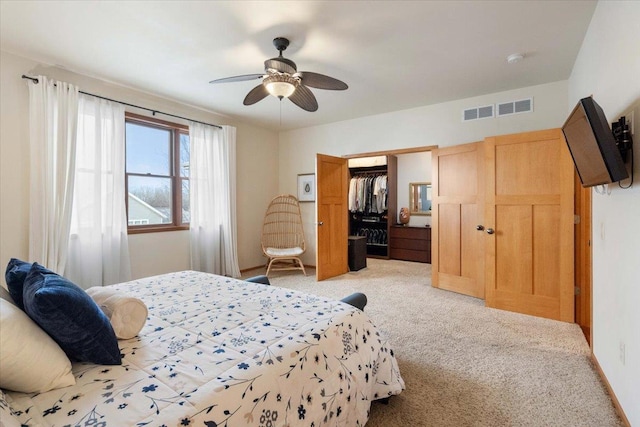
[21,74,222,129]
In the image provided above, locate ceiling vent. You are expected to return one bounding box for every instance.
[463,105,494,122]
[497,98,533,117]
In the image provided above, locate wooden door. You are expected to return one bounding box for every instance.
[316,154,349,281]
[484,129,574,322]
[431,142,485,298]
[574,173,592,343]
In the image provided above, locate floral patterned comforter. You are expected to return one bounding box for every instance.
[3,271,404,426]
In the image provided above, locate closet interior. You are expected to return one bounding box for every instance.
[347,155,397,258]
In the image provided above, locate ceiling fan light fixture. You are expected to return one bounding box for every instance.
[210,36,344,111]
[264,74,297,98]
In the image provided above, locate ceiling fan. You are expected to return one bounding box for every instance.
[209,37,348,112]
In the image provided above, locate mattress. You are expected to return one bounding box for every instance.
[2,270,404,426]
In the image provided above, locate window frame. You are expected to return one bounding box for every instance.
[125,112,190,234]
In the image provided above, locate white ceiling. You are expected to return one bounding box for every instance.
[0,1,597,132]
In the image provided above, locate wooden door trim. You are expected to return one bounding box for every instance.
[558,131,576,322]
[431,148,440,288]
[575,176,592,345]
[342,145,438,159]
[484,137,497,305]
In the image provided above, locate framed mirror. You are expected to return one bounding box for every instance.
[409,182,432,216]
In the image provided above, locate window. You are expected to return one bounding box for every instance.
[125,113,189,233]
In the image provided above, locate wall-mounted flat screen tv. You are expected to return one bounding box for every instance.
[562,97,628,187]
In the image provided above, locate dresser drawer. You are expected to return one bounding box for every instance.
[389,226,431,263]
[390,237,428,251]
[390,226,430,240]
[390,247,430,263]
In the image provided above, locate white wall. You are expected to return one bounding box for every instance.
[567,2,640,424]
[0,53,30,272]
[279,80,569,264]
[0,50,279,279]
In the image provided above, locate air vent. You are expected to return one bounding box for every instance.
[463,105,494,121]
[497,98,533,117]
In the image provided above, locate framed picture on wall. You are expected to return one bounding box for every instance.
[297,173,315,202]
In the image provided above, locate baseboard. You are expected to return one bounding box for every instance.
[240,264,316,274]
[591,353,631,427]
[240,265,266,274]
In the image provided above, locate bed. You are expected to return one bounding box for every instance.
[1,270,404,426]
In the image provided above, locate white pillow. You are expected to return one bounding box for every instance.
[86,286,148,339]
[0,299,76,393]
[0,285,14,305]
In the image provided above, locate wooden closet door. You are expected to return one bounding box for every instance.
[431,142,485,298]
[484,129,574,322]
[316,154,349,281]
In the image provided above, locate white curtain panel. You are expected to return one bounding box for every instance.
[189,123,240,278]
[65,94,131,288]
[27,76,79,274]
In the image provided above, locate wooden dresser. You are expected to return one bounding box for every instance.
[389,225,431,263]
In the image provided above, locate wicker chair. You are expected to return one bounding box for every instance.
[261,194,307,276]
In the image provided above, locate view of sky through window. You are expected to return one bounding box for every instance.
[125,123,170,177]
[125,121,190,227]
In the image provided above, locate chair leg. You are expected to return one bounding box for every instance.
[297,258,307,276]
[265,257,307,276]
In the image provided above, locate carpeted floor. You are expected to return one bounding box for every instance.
[242,258,622,427]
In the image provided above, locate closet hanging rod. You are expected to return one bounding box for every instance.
[351,169,387,176]
[21,74,222,129]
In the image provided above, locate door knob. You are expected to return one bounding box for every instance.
[476,225,485,231]
[486,228,495,235]
[318,221,324,226]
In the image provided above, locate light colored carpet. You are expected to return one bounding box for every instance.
[243,258,622,427]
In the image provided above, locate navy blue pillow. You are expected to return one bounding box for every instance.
[5,258,34,310]
[22,263,122,365]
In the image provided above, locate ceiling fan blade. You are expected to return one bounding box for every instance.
[298,72,348,90]
[264,57,297,74]
[289,85,318,112]
[209,74,263,84]
[243,84,270,106]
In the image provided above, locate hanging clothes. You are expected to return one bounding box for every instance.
[348,174,388,214]
[374,175,387,213]
[348,177,358,212]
